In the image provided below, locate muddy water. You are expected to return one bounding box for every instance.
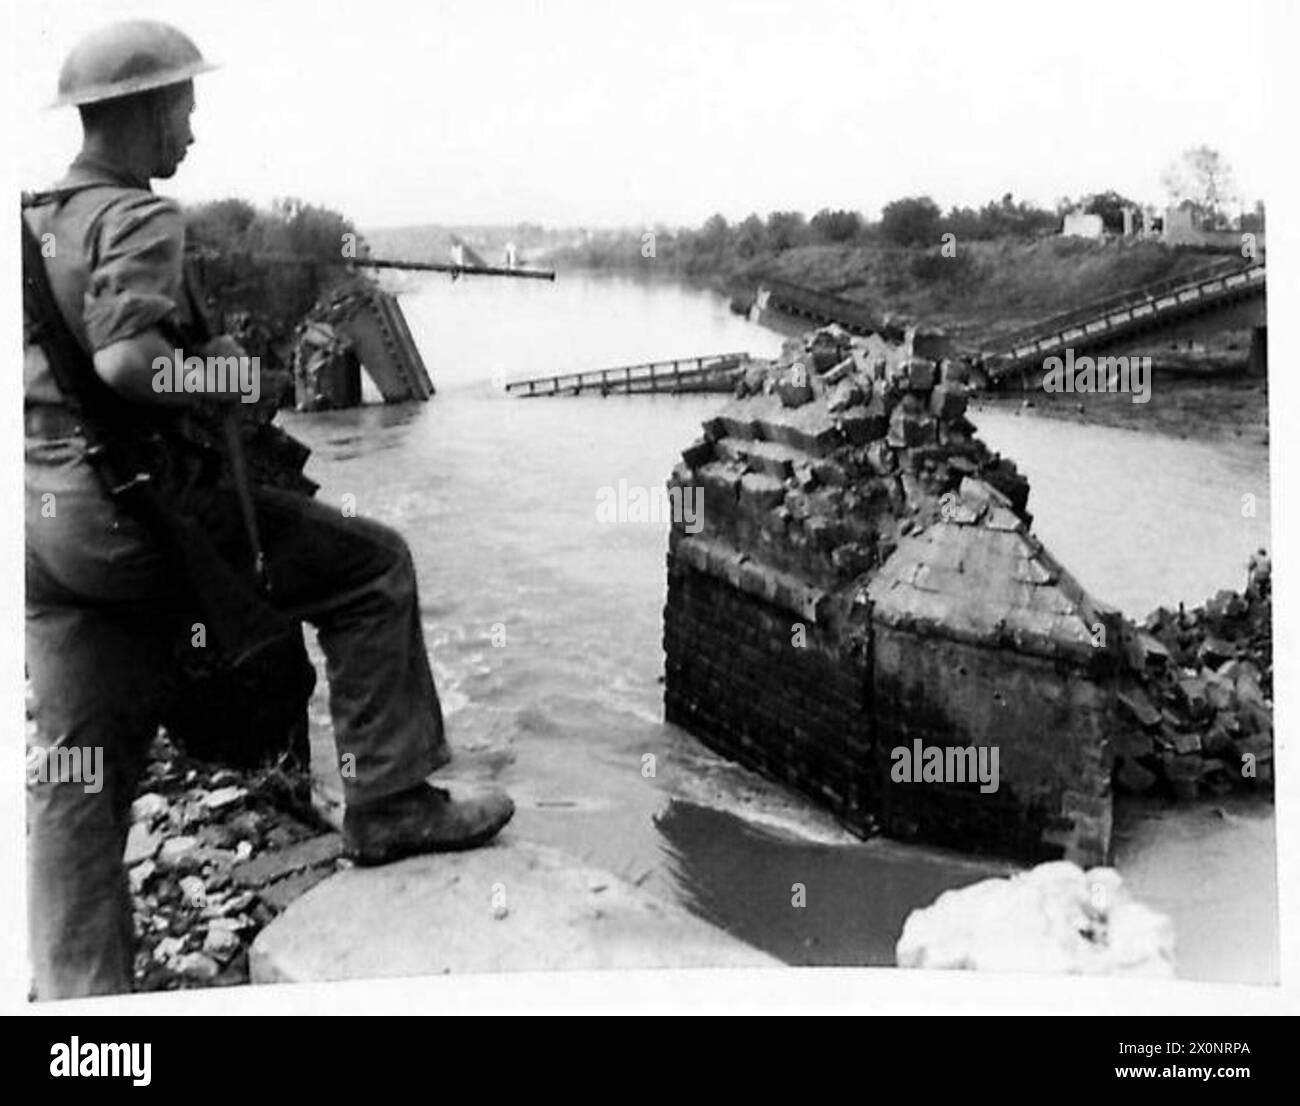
[287,271,1275,982]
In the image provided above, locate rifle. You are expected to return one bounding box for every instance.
[20,206,297,670]
[187,247,557,281]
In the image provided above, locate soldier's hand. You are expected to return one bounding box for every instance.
[193,333,261,406]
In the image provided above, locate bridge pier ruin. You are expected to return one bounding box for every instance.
[663,327,1120,865]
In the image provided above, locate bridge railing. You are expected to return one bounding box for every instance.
[504,352,749,396]
[988,256,1257,357]
[759,277,881,332]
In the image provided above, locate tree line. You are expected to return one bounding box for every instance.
[183,196,369,371]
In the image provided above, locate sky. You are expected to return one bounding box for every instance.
[7,0,1279,230]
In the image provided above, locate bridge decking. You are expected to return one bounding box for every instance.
[983,258,1266,384]
[505,352,750,397]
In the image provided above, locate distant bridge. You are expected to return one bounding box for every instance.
[505,352,749,397]
[754,259,1266,386]
[755,277,888,336]
[982,257,1266,386]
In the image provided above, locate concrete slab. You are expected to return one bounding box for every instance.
[250,839,778,982]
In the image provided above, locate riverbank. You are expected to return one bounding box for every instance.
[739,290,1268,446]
[554,237,1235,345]
[970,373,1269,447]
[555,243,1266,445]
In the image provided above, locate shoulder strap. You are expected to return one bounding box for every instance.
[20,209,144,435]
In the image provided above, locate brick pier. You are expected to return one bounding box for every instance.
[663,327,1119,865]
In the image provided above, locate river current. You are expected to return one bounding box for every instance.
[284,270,1276,983]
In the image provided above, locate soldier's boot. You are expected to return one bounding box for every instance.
[341,783,515,866]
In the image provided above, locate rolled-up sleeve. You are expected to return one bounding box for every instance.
[82,193,185,352]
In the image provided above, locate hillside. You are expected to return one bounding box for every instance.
[551,233,1235,347]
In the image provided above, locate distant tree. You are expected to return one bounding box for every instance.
[942,205,981,241]
[187,197,260,244]
[880,196,942,246]
[983,192,1058,238]
[1160,146,1239,227]
[940,194,1057,241]
[765,210,808,251]
[735,213,768,258]
[185,196,368,370]
[1081,190,1141,234]
[266,197,364,260]
[699,212,731,248]
[809,208,863,243]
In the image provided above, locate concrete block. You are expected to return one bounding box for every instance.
[776,372,815,408]
[939,358,970,385]
[959,476,1012,510]
[808,331,844,372]
[681,437,713,468]
[698,461,744,502]
[903,357,937,391]
[839,395,889,445]
[826,379,864,413]
[250,841,778,981]
[904,326,954,361]
[740,472,787,512]
[888,406,937,448]
[929,383,969,421]
[713,410,756,440]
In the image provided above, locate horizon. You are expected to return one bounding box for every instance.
[11,0,1271,230]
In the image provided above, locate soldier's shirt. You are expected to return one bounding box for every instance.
[24,152,189,408]
[23,155,198,591]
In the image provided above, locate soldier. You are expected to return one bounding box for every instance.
[23,19,514,1000]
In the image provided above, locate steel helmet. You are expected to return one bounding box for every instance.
[52,20,216,108]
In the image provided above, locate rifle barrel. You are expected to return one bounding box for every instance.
[192,249,556,281]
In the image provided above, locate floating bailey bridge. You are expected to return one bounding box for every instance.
[662,327,1120,865]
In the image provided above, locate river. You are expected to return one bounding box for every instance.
[282,270,1276,983]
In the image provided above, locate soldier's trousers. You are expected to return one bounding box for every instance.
[25,441,450,1000]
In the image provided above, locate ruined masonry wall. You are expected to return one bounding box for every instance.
[662,325,1120,866]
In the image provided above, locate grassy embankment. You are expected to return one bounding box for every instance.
[556,234,1234,342]
[551,233,1266,444]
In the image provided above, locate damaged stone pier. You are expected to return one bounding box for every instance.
[663,325,1122,866]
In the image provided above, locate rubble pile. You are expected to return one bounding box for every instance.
[125,734,341,991]
[292,314,362,413]
[665,323,1121,865]
[1115,553,1274,798]
[714,323,1035,588]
